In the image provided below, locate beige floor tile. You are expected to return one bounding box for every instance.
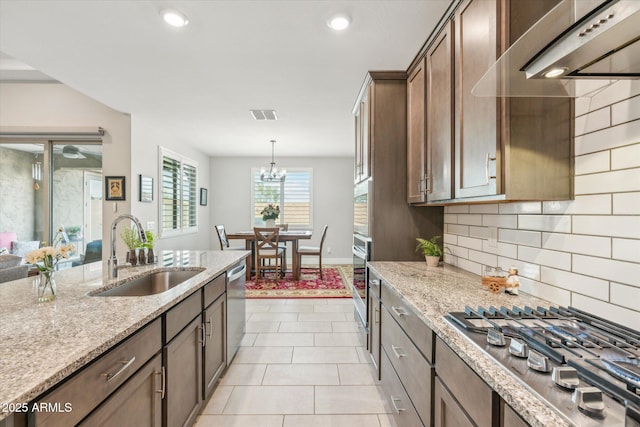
[247,312,299,322]
[285,298,327,304]
[262,363,339,385]
[331,322,359,333]
[200,385,234,414]
[239,333,257,346]
[246,321,280,333]
[314,332,361,346]
[377,413,395,427]
[245,304,271,314]
[327,298,356,305]
[223,385,314,414]
[247,299,287,306]
[219,364,267,386]
[356,346,373,364]
[315,385,389,414]
[292,346,360,364]
[278,321,332,333]
[268,304,314,313]
[314,304,356,313]
[254,332,314,347]
[283,414,382,427]
[298,312,348,322]
[338,364,378,385]
[195,414,284,427]
[233,346,293,364]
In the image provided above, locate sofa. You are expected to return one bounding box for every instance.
[0,254,29,283]
[0,231,40,259]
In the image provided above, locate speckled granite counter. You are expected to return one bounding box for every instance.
[368,261,572,427]
[0,250,248,421]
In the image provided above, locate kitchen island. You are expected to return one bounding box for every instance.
[368,261,573,427]
[0,250,248,424]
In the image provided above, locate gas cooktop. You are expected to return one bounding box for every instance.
[447,305,640,426]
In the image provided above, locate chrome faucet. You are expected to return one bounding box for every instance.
[108,214,147,279]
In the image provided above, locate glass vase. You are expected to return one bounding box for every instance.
[138,248,146,265]
[147,248,155,264]
[127,250,138,266]
[38,270,57,302]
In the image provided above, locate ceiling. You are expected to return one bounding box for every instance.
[0,1,451,158]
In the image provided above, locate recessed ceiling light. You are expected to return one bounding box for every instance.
[544,67,568,78]
[161,9,189,28]
[327,15,350,31]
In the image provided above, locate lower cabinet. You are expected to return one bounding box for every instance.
[501,401,528,427]
[380,350,424,427]
[433,377,474,427]
[368,273,381,378]
[203,295,226,399]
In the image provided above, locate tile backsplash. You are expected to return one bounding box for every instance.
[444,81,640,329]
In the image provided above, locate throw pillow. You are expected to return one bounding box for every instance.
[0,254,22,269]
[11,241,40,258]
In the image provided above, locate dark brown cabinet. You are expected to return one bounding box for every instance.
[367,272,382,378]
[354,86,371,183]
[203,296,225,399]
[434,377,474,427]
[407,57,427,203]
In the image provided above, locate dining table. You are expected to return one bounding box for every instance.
[226,229,313,280]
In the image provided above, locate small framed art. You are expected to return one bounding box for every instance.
[200,188,208,206]
[105,176,126,201]
[139,175,153,202]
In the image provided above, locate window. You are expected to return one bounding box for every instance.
[252,168,312,228]
[160,147,198,236]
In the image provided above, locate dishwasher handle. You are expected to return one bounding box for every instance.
[228,263,246,282]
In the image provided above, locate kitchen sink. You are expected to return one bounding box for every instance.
[94,268,205,297]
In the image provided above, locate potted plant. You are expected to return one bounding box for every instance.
[66,225,81,240]
[260,204,280,227]
[416,236,443,267]
[120,226,141,266]
[140,230,156,264]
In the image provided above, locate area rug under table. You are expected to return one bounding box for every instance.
[246,265,352,299]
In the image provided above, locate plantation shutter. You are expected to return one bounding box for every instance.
[251,168,312,228]
[160,148,198,235]
[182,163,197,228]
[162,156,180,231]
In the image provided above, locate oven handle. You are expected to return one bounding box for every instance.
[352,246,367,259]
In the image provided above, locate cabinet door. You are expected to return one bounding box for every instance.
[360,87,371,181]
[203,296,226,400]
[454,0,498,199]
[434,377,474,427]
[165,316,202,427]
[354,108,362,182]
[368,291,381,378]
[79,354,162,427]
[427,21,454,202]
[407,57,427,203]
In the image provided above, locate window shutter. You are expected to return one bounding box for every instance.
[251,169,312,228]
[162,156,180,231]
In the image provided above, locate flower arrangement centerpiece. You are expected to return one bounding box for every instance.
[260,204,280,227]
[25,227,75,302]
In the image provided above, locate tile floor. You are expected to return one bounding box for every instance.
[195,298,393,427]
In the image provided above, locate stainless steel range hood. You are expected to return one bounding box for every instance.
[472,0,640,97]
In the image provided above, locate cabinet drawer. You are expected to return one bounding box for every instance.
[434,377,474,427]
[381,283,434,362]
[203,272,225,308]
[166,291,201,342]
[33,318,161,427]
[380,349,424,427]
[501,401,528,427]
[435,337,493,427]
[381,306,433,426]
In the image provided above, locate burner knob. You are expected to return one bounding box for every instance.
[527,350,551,372]
[487,328,506,346]
[509,339,529,358]
[552,367,580,390]
[572,387,606,418]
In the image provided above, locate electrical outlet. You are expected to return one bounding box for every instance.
[146,221,155,230]
[327,247,332,254]
[488,226,498,248]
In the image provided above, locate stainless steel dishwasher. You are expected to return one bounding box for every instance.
[226,261,246,363]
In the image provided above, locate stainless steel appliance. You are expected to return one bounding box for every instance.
[353,179,370,238]
[447,305,640,426]
[352,234,371,346]
[226,261,246,363]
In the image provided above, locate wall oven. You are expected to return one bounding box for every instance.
[352,234,371,347]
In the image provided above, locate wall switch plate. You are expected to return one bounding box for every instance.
[488,226,498,248]
[146,221,155,230]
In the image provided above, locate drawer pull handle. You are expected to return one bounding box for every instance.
[369,279,380,287]
[103,356,136,383]
[390,396,405,414]
[157,366,166,399]
[374,307,380,324]
[391,306,408,317]
[206,317,213,339]
[391,345,406,359]
[200,323,206,348]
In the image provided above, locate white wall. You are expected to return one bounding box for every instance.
[443,80,640,329]
[210,156,353,263]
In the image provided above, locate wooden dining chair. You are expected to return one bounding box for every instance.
[215,225,243,251]
[296,225,328,279]
[253,227,286,281]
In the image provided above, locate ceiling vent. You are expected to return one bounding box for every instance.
[250,109,278,120]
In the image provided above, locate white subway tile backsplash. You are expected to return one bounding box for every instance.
[469,226,489,239]
[457,236,483,250]
[482,214,517,228]
[543,195,612,215]
[481,241,518,259]
[456,257,482,276]
[575,107,610,136]
[542,232,611,258]
[575,80,640,115]
[611,144,640,169]
[612,95,640,125]
[540,267,609,301]
[612,238,640,263]
[575,119,640,155]
[498,202,541,214]
[613,192,640,214]
[572,293,640,330]
[445,205,470,214]
[469,204,499,214]
[610,283,640,312]
[574,151,610,175]
[457,214,482,226]
[446,245,469,259]
[518,246,572,271]
[573,215,640,239]
[573,254,640,286]
[446,224,469,236]
[444,214,458,224]
[518,215,571,233]
[575,168,640,194]
[443,233,458,245]
[518,277,571,306]
[499,229,541,247]
[497,257,540,281]
[468,249,497,267]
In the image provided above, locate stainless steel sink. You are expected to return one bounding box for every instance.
[95,269,204,296]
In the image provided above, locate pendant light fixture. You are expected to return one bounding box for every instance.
[260,140,286,182]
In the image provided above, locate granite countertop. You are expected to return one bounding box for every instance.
[0,250,248,420]
[368,261,573,427]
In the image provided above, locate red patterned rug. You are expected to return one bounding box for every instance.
[246,266,352,299]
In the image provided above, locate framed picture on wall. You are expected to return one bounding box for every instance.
[200,188,208,206]
[105,176,126,201]
[139,175,153,202]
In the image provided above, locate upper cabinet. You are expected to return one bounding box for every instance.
[407,58,427,203]
[354,86,371,183]
[410,0,573,205]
